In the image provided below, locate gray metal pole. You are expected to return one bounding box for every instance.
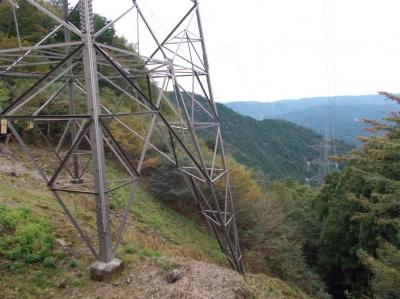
[63,0,81,183]
[79,0,113,263]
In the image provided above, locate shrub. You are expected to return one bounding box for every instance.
[123,243,137,255]
[0,205,55,270]
[69,259,78,268]
[43,256,56,268]
[0,207,31,229]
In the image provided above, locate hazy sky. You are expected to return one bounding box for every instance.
[90,0,400,102]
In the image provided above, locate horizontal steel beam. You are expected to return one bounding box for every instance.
[0,41,83,54]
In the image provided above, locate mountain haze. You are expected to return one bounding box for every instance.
[226,94,397,145]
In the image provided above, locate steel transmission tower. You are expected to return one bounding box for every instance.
[0,0,244,279]
[306,0,338,185]
[306,121,338,185]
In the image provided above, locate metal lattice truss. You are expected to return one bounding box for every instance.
[306,123,338,185]
[0,0,243,273]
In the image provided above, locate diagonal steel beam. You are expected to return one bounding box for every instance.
[1,45,82,116]
[48,120,91,187]
[7,121,99,258]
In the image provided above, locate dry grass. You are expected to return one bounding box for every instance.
[67,257,310,299]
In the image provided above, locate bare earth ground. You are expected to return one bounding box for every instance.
[75,258,250,299]
[67,257,307,299]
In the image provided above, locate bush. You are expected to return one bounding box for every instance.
[69,259,78,268]
[123,243,137,255]
[0,206,31,229]
[42,257,56,268]
[0,205,55,270]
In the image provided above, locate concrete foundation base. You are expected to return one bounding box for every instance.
[90,258,124,282]
[70,178,84,184]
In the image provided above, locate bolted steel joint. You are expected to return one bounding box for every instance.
[79,0,95,34]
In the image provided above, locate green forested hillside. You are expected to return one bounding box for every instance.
[217,103,351,180]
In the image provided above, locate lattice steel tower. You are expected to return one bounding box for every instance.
[306,0,338,185]
[306,120,338,185]
[0,0,243,279]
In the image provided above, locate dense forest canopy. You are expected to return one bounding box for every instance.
[313,92,400,298]
[215,103,352,181]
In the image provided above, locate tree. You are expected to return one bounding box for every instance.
[0,0,59,43]
[359,242,400,299]
[315,91,400,298]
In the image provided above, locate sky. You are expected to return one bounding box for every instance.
[90,0,400,102]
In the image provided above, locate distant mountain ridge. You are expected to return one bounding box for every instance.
[168,91,350,180]
[225,94,397,145]
[216,103,351,181]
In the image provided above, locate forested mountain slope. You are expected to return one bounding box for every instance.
[217,103,350,180]
[226,94,397,145]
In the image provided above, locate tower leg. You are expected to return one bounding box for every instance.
[79,0,123,280]
[63,0,82,184]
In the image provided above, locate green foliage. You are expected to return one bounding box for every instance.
[313,91,400,298]
[359,242,400,299]
[42,256,56,268]
[68,259,78,269]
[314,171,367,297]
[215,103,352,181]
[0,0,59,43]
[123,243,137,255]
[0,204,55,271]
[138,248,161,258]
[0,205,30,229]
[240,180,330,299]
[68,8,132,49]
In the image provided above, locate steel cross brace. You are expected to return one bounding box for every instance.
[0,0,244,275]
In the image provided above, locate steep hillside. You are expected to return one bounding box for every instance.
[217,103,350,181]
[225,94,397,145]
[0,145,309,299]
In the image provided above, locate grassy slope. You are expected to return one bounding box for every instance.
[0,146,309,299]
